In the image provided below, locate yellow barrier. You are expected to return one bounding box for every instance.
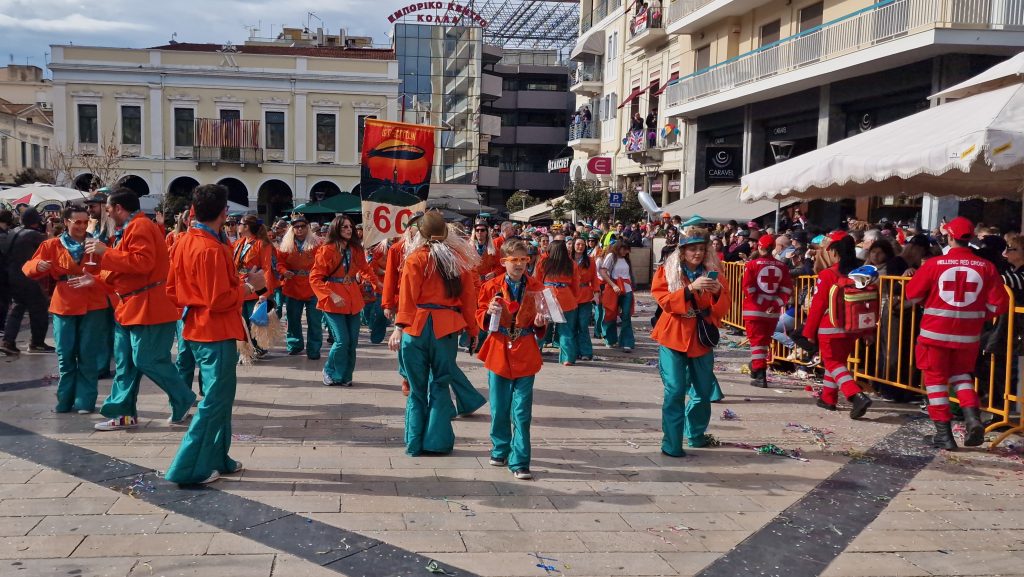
[720,261,1022,448]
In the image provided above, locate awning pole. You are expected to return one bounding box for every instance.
[775,200,781,232]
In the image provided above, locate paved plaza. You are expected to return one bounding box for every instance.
[0,294,1022,577]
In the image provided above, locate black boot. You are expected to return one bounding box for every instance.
[816,398,837,411]
[749,368,767,388]
[926,420,958,451]
[848,392,873,420]
[961,406,985,447]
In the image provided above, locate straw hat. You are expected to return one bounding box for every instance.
[417,210,448,242]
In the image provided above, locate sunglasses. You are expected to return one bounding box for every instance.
[475,228,488,232]
[501,256,531,264]
[293,224,308,229]
[68,219,89,225]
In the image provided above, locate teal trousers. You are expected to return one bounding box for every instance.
[574,302,594,359]
[401,317,458,456]
[604,291,636,349]
[52,310,108,413]
[659,345,715,456]
[101,322,196,421]
[361,295,388,344]
[557,308,579,364]
[451,362,486,416]
[593,294,605,339]
[175,319,204,396]
[458,329,487,354]
[273,287,284,317]
[710,374,725,402]
[488,372,534,471]
[164,340,240,485]
[323,312,360,384]
[286,296,323,359]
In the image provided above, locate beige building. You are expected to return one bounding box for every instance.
[48,42,400,216]
[0,65,54,186]
[569,0,1024,226]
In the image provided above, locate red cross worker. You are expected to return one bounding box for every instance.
[741,235,793,388]
[906,216,1008,450]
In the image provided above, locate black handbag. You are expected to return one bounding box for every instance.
[686,288,720,348]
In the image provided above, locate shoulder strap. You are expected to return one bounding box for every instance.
[324,245,346,279]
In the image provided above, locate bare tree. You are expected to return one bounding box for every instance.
[50,129,126,191]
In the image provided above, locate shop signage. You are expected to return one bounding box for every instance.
[547,157,571,173]
[668,180,680,193]
[651,181,663,193]
[771,126,788,136]
[587,156,612,175]
[706,146,740,181]
[387,2,489,26]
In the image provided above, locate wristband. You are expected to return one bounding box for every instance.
[255,287,267,296]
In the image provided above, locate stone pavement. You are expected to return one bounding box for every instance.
[0,294,1022,577]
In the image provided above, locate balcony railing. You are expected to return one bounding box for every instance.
[569,119,600,140]
[193,146,264,165]
[665,0,1024,109]
[666,0,716,27]
[194,118,262,165]
[581,0,614,33]
[572,61,604,85]
[629,2,664,37]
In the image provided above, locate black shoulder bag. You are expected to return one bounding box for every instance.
[685,285,720,348]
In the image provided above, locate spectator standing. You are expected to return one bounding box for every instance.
[1,208,53,355]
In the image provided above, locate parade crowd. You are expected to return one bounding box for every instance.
[0,186,1016,486]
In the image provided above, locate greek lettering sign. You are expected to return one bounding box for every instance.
[387,2,489,26]
[547,157,571,173]
[706,146,740,181]
[587,156,612,175]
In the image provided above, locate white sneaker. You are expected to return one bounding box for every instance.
[512,469,533,480]
[168,410,191,426]
[226,461,244,475]
[76,409,92,415]
[199,471,220,484]
[94,416,138,431]
[623,346,633,353]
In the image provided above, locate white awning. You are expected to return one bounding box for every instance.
[741,83,1024,203]
[664,185,793,223]
[570,30,605,61]
[931,51,1024,101]
[510,195,576,223]
[429,183,480,202]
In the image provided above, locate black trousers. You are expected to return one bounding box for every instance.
[3,279,48,346]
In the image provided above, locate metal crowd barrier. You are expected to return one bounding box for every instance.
[719,261,1022,447]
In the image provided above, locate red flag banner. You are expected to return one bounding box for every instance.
[359,119,436,247]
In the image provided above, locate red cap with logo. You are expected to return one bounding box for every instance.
[945,216,974,241]
[827,231,848,243]
[757,234,775,250]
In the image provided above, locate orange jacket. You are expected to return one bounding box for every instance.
[23,237,109,316]
[476,274,544,379]
[536,263,580,313]
[310,243,378,315]
[396,246,477,339]
[99,213,179,326]
[167,227,247,342]
[232,238,276,301]
[275,243,318,301]
[382,238,405,311]
[650,265,731,357]
[575,256,600,305]
[165,230,183,250]
[365,242,391,294]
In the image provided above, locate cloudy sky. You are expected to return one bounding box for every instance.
[0,0,412,72]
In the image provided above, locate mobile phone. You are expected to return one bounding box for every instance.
[706,271,719,281]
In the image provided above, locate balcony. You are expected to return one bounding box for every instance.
[580,0,609,34]
[571,62,604,96]
[568,120,601,154]
[666,0,772,36]
[627,2,667,50]
[624,129,664,163]
[194,118,262,168]
[663,0,1024,116]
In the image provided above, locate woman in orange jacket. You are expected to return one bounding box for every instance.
[536,240,581,365]
[24,206,111,413]
[650,227,731,457]
[276,217,324,359]
[232,215,276,358]
[569,236,599,361]
[310,215,378,387]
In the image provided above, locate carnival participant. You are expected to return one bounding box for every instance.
[166,211,190,249]
[742,234,793,388]
[276,217,324,359]
[361,239,391,345]
[463,219,501,353]
[650,227,731,456]
[599,241,636,351]
[85,189,197,431]
[165,184,266,485]
[390,210,479,455]
[23,205,110,413]
[310,215,378,387]
[906,216,1008,449]
[569,237,598,361]
[233,215,276,358]
[478,239,545,479]
[537,239,581,365]
[588,231,606,340]
[801,233,874,419]
[84,189,115,244]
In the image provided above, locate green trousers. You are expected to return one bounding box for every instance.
[557,308,579,364]
[52,310,108,413]
[175,319,204,396]
[659,345,715,456]
[361,295,389,344]
[710,374,725,402]
[323,312,360,384]
[101,322,196,421]
[574,302,594,359]
[398,326,485,416]
[401,317,458,456]
[164,340,240,485]
[286,296,323,359]
[593,295,605,339]
[604,291,636,349]
[274,287,284,317]
[488,372,534,471]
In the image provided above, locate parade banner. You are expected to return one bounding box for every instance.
[360,119,436,247]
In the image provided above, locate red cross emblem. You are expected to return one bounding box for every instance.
[938,266,982,307]
[757,265,782,294]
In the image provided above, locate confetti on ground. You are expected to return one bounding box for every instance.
[739,365,751,375]
[785,422,833,450]
[668,523,693,532]
[720,409,740,421]
[646,527,674,544]
[426,560,455,575]
[727,442,809,462]
[231,434,262,441]
[835,448,874,463]
[625,440,640,449]
[118,474,155,498]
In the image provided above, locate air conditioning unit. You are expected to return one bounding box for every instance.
[38,102,52,110]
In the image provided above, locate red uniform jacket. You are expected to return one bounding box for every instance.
[310,243,378,315]
[575,256,599,306]
[382,238,405,312]
[232,238,276,302]
[741,256,793,320]
[23,237,109,316]
[802,265,846,341]
[905,246,1008,347]
[276,243,318,301]
[536,263,580,313]
[99,213,179,326]
[167,227,247,342]
[650,265,731,357]
[476,274,544,379]
[395,246,477,339]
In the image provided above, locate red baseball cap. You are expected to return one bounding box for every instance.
[945,216,974,241]
[827,231,848,243]
[757,234,775,250]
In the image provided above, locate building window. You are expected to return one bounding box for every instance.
[21,142,26,167]
[316,114,336,152]
[694,45,711,71]
[800,2,824,30]
[121,105,141,145]
[31,144,40,168]
[77,103,98,144]
[357,114,377,152]
[43,145,48,168]
[0,136,7,167]
[760,19,781,45]
[265,111,285,150]
[174,108,194,147]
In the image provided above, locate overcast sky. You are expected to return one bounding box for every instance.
[0,0,413,73]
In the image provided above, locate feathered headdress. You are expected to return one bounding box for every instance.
[404,210,480,279]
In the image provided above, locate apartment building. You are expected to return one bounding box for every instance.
[0,65,54,186]
[48,42,399,218]
[570,0,1024,226]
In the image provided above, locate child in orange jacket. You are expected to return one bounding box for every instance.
[535,240,581,365]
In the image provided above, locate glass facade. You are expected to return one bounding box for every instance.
[395,23,482,184]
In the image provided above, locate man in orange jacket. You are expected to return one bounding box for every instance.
[85,189,197,431]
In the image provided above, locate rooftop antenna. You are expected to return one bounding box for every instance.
[169,32,178,45]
